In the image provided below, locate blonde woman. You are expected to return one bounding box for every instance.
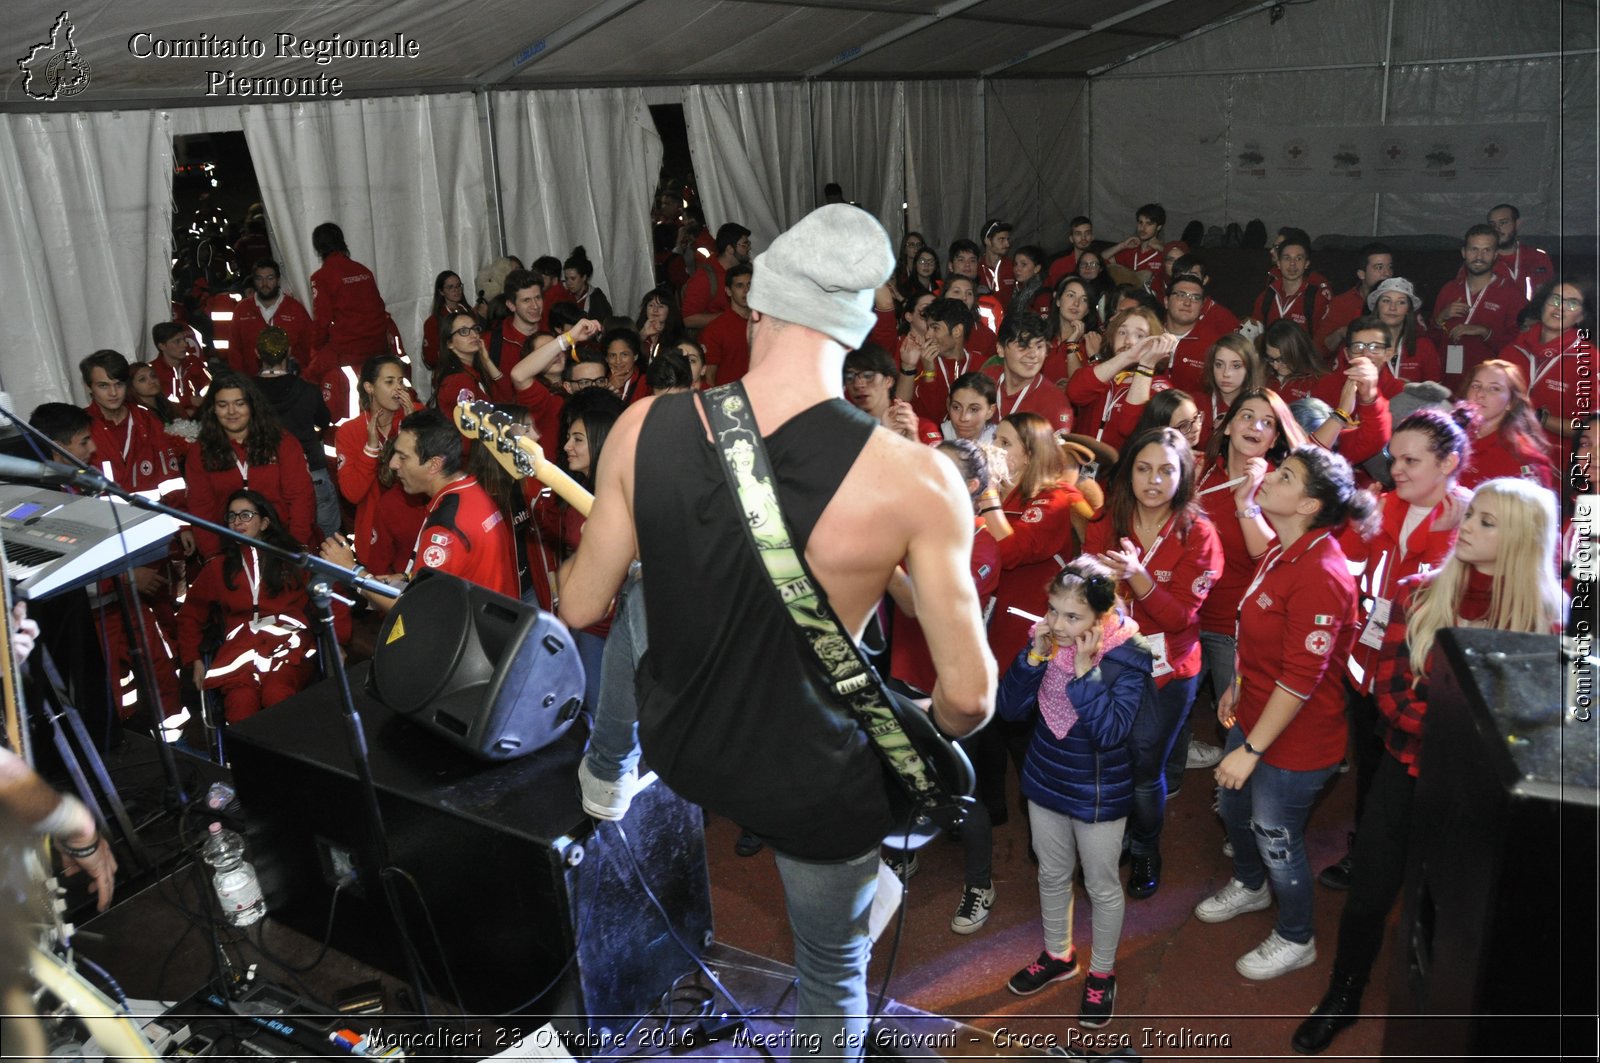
[1293,477,1562,1054]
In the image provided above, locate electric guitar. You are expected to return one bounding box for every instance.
[453,401,591,515]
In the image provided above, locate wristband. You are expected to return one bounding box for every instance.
[1133,366,1155,378]
[1026,648,1055,665]
[362,444,382,458]
[60,835,102,859]
[920,371,936,382]
[979,505,1002,515]
[900,367,919,377]
[1243,740,1265,757]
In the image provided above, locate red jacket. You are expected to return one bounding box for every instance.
[1167,317,1231,395]
[367,480,428,576]
[910,351,978,424]
[1501,325,1594,456]
[1235,530,1358,771]
[334,404,420,560]
[680,257,729,321]
[980,256,1015,307]
[178,551,349,664]
[1067,364,1164,451]
[228,293,314,376]
[987,370,1073,433]
[1338,488,1463,692]
[84,403,182,492]
[1111,244,1163,275]
[988,482,1085,662]
[185,432,317,557]
[1459,425,1557,493]
[1252,276,1332,331]
[1314,287,1368,353]
[310,252,391,369]
[1430,270,1524,385]
[1082,511,1222,686]
[411,476,519,600]
[155,353,210,420]
[1196,458,1269,635]
[1492,245,1555,304]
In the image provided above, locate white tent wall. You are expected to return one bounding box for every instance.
[491,87,663,318]
[0,110,176,419]
[984,79,1091,253]
[683,83,811,252]
[809,81,906,241]
[240,93,495,383]
[1089,0,1597,241]
[903,80,986,255]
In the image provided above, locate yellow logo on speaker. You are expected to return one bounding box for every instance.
[386,616,406,644]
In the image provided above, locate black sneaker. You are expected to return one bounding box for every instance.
[1078,972,1116,1028]
[1007,949,1078,996]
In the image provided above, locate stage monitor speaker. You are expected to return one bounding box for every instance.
[226,663,713,1035]
[367,569,584,760]
[1382,630,1597,1060]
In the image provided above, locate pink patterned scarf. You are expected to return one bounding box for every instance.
[1033,612,1139,740]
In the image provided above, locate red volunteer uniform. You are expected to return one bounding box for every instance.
[1111,244,1163,276]
[1166,318,1230,395]
[1200,299,1240,335]
[1501,325,1595,457]
[1195,460,1266,639]
[986,370,1074,434]
[1314,288,1367,353]
[228,293,314,376]
[540,284,575,333]
[1082,512,1222,686]
[1430,271,1523,385]
[411,476,519,599]
[310,252,391,367]
[700,308,752,384]
[366,481,428,576]
[155,354,210,420]
[680,258,730,323]
[1383,332,1444,386]
[987,482,1085,662]
[1252,277,1332,331]
[910,352,977,424]
[1068,366,1168,452]
[1338,489,1461,693]
[892,521,1001,694]
[981,257,1016,308]
[1492,245,1555,304]
[185,433,317,557]
[1044,252,1078,291]
[1458,428,1556,493]
[1234,530,1358,771]
[1311,353,1404,406]
[512,380,567,465]
[490,318,539,402]
[334,403,420,562]
[866,308,898,356]
[434,366,497,435]
[85,403,182,491]
[969,320,999,363]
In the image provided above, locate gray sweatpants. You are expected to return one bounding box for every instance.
[1028,801,1126,975]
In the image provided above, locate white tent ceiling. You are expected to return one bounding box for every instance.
[3,0,1269,108]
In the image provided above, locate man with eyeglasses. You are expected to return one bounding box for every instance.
[1431,224,1526,390]
[227,258,314,376]
[1315,243,1394,357]
[1251,234,1330,331]
[1164,274,1230,394]
[1313,316,1404,409]
[563,354,611,394]
[843,344,939,444]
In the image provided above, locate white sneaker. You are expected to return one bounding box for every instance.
[1194,878,1272,923]
[1186,738,1225,769]
[950,884,995,934]
[1236,931,1317,980]
[578,757,635,821]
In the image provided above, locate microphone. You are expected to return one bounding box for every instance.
[0,453,112,492]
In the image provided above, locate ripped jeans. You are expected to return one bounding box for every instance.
[1215,727,1338,945]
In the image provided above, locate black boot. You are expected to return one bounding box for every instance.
[1318,831,1355,889]
[1291,971,1366,1054]
[1127,853,1162,899]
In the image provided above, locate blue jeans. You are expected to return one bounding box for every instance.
[1215,727,1337,944]
[772,847,879,1061]
[1127,673,1199,858]
[309,467,341,541]
[585,567,645,782]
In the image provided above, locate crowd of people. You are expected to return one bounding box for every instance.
[27,192,1591,1054]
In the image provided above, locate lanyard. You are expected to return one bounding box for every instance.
[1239,531,1331,623]
[1461,280,1488,324]
[1132,247,1160,272]
[1272,285,1301,322]
[982,260,1002,292]
[1210,392,1227,431]
[999,374,1043,417]
[1135,511,1176,569]
[936,352,971,392]
[1387,340,1405,378]
[117,414,134,463]
[234,450,250,486]
[242,547,261,619]
[1096,376,1133,441]
[1525,335,1582,388]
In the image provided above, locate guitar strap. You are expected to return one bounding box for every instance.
[699,383,950,811]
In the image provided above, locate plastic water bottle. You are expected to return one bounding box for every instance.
[201,821,266,927]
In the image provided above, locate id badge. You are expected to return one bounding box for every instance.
[1146,631,1174,678]
[1358,597,1392,650]
[1445,344,1465,376]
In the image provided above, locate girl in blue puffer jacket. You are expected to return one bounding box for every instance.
[995,557,1155,1029]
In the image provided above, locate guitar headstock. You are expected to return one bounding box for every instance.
[453,400,542,481]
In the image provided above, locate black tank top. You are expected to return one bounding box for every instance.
[633,392,891,859]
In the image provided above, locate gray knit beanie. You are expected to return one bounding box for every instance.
[747,205,894,348]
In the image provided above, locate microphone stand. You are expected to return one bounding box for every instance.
[0,405,429,1018]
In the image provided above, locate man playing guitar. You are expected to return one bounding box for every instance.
[556,205,995,1058]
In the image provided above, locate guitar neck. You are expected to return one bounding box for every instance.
[536,462,594,517]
